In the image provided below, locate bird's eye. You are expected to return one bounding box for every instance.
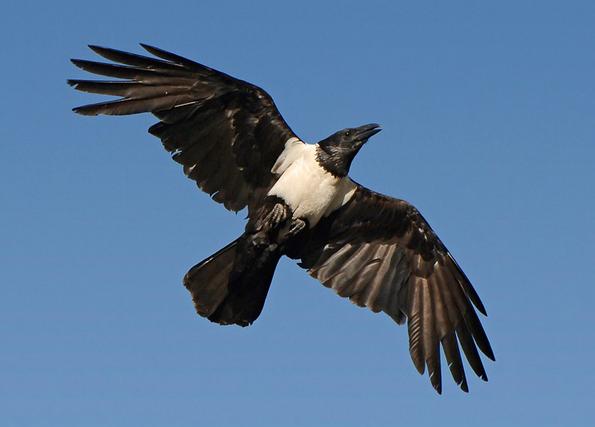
[344,130,351,137]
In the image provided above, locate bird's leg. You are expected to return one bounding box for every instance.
[249,200,291,252]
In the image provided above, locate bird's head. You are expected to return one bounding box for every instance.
[316,123,382,177]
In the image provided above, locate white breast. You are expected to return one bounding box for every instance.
[268,140,356,227]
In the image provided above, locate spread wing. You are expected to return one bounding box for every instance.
[296,184,495,393]
[69,44,300,212]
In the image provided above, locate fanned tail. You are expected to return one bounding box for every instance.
[183,235,281,327]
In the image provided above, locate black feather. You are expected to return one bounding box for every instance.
[300,185,494,392]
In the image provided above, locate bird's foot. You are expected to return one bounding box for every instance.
[263,202,289,228]
[287,218,307,237]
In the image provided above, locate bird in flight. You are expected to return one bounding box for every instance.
[69,44,494,393]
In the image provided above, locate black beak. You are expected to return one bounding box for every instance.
[354,123,382,142]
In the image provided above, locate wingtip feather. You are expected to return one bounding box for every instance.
[70,58,84,69]
[88,44,103,52]
[87,45,116,59]
[429,365,442,394]
[485,347,496,362]
[72,105,98,116]
[139,42,155,51]
[139,43,167,57]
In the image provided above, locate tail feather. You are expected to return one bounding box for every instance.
[183,236,281,327]
[183,238,239,318]
[208,248,280,327]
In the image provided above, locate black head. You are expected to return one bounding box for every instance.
[316,123,382,177]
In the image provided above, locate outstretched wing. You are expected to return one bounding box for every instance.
[69,44,300,212]
[296,184,494,393]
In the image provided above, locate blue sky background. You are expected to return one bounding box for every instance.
[2,1,594,425]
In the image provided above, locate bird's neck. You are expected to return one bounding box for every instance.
[315,144,353,178]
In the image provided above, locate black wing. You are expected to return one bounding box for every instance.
[69,44,299,212]
[296,184,494,393]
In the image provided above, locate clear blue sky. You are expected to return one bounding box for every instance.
[2,1,594,426]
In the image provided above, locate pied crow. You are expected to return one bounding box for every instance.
[69,44,494,393]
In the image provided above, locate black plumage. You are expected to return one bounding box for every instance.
[294,186,494,393]
[70,44,494,394]
[69,44,296,212]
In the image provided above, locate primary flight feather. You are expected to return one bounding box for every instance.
[69,44,494,393]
